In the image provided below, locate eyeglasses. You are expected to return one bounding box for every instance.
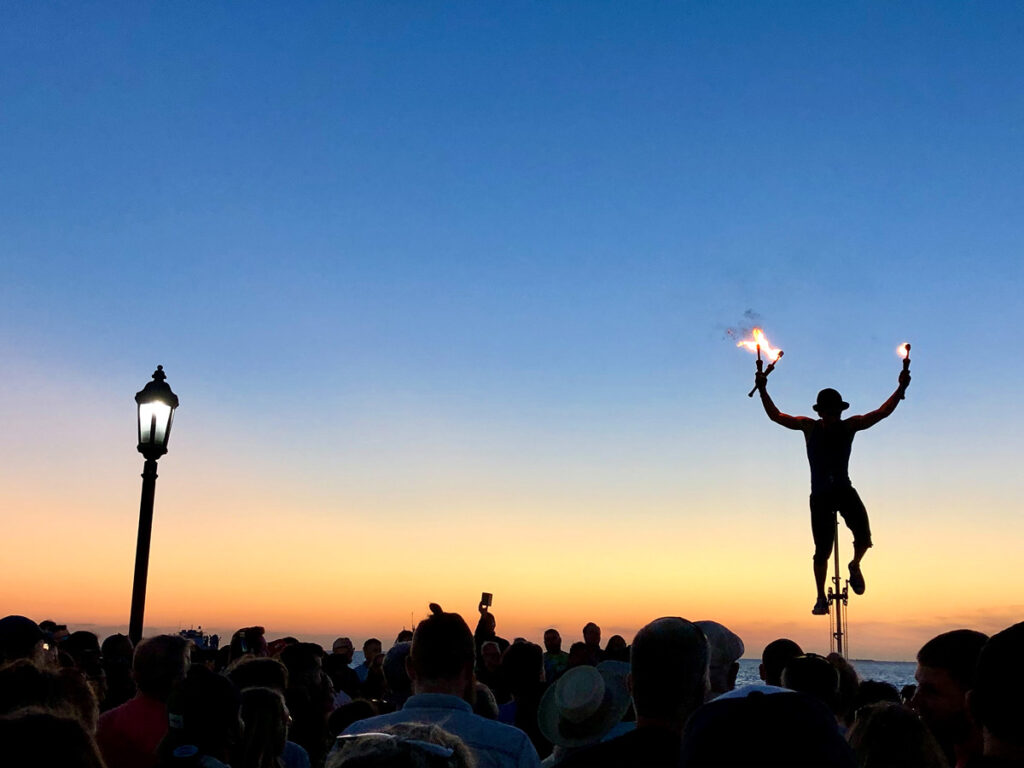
[335,732,455,759]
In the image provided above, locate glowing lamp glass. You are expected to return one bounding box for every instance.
[138,401,173,447]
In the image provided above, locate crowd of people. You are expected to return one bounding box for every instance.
[1,606,1021,767]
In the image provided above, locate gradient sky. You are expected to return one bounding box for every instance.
[2,2,1023,660]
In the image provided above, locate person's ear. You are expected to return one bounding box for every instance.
[405,654,417,681]
[728,661,740,691]
[758,663,766,682]
[966,689,980,726]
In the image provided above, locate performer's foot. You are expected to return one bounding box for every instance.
[812,596,829,615]
[849,561,866,595]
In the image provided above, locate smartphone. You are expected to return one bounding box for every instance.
[481,592,493,608]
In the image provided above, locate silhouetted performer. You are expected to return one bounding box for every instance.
[754,366,910,615]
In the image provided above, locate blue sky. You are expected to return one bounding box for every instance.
[2,3,1023,656]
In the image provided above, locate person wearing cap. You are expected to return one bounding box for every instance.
[754,364,911,615]
[558,617,709,768]
[693,621,744,699]
[0,615,49,667]
[324,636,361,701]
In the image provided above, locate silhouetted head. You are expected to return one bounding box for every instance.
[826,652,861,725]
[760,638,803,686]
[0,659,100,734]
[62,632,101,668]
[133,634,190,701]
[567,642,589,668]
[852,680,901,713]
[280,642,325,691]
[101,634,134,666]
[847,702,946,768]
[501,641,543,696]
[782,654,841,715]
[362,638,383,664]
[227,656,289,693]
[238,687,289,768]
[332,637,354,662]
[913,629,988,747]
[814,388,850,417]
[543,629,562,654]
[694,620,744,698]
[395,629,414,643]
[478,612,497,634]
[383,641,413,705]
[408,605,475,692]
[229,626,268,660]
[969,621,1024,751]
[0,615,46,666]
[630,617,709,726]
[583,623,601,648]
[480,641,501,672]
[605,634,629,662]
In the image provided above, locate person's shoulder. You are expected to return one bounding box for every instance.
[470,710,532,740]
[466,713,538,761]
[98,694,157,729]
[281,740,311,768]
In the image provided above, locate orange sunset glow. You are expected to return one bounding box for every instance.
[4,3,1024,683]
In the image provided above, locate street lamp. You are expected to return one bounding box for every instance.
[128,365,179,645]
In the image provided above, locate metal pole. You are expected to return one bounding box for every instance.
[129,458,159,645]
[832,511,845,656]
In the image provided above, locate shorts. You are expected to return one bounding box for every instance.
[810,486,872,563]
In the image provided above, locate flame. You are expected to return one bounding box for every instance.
[736,328,782,362]
[898,342,910,359]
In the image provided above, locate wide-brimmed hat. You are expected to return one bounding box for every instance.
[537,663,632,747]
[813,388,849,413]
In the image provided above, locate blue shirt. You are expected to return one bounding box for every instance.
[341,693,541,768]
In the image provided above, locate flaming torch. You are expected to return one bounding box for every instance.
[736,328,784,397]
[898,342,911,399]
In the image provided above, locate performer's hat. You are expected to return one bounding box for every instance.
[813,388,849,413]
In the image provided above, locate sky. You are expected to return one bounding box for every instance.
[2,2,1022,660]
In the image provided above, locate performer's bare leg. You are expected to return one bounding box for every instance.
[812,559,829,614]
[850,543,868,566]
[848,542,869,595]
[811,561,827,602]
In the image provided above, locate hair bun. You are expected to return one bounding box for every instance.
[428,603,444,616]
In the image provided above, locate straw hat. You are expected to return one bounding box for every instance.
[537,664,632,747]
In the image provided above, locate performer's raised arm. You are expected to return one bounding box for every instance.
[846,368,911,432]
[755,372,812,431]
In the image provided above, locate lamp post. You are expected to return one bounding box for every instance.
[128,366,179,645]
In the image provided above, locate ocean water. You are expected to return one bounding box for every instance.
[347,653,916,689]
[736,657,916,689]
